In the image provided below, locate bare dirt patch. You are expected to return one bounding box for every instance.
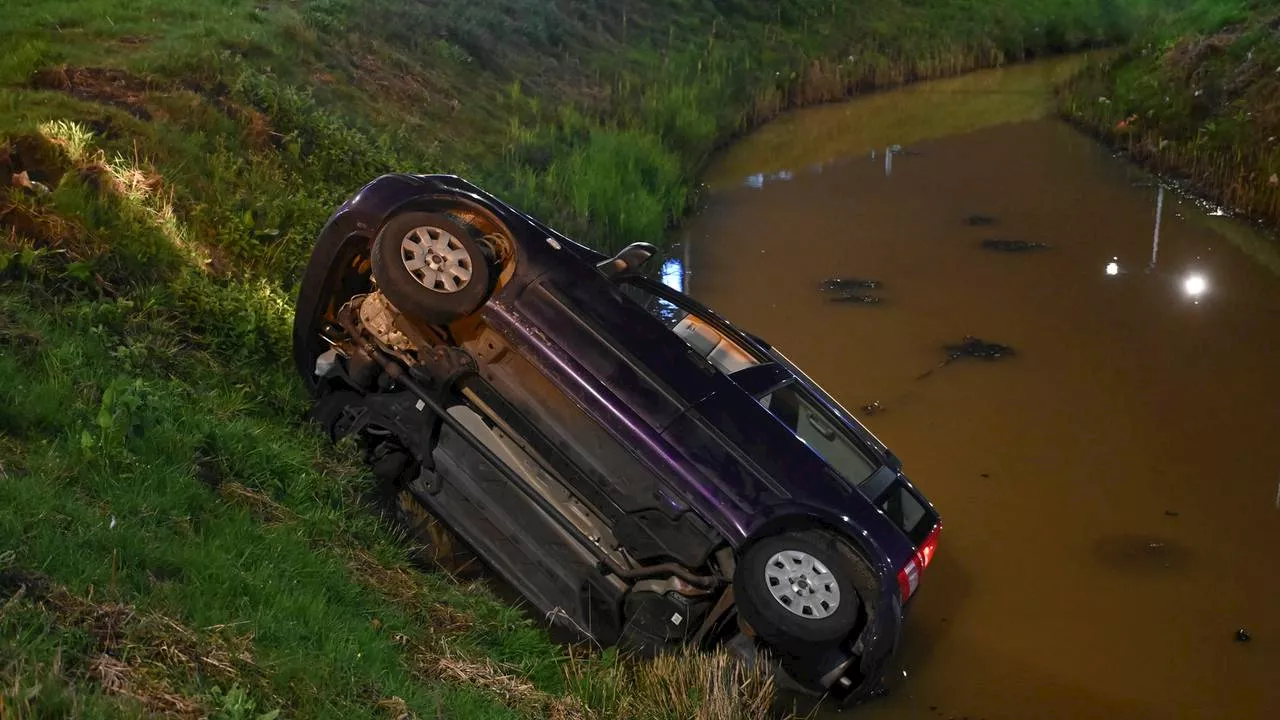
[32,66,161,120]
[0,134,67,187]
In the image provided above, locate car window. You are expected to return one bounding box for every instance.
[618,282,687,328]
[758,383,877,487]
[617,281,761,375]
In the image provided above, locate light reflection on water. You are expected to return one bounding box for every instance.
[660,257,684,293]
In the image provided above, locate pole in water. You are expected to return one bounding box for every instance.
[1149,184,1164,272]
[885,146,893,177]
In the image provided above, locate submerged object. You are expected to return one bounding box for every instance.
[981,239,1050,252]
[829,293,882,305]
[917,336,1015,379]
[944,336,1015,360]
[820,277,881,292]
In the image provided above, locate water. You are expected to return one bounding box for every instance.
[676,57,1280,719]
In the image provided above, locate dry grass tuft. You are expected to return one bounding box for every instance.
[341,546,475,634]
[375,694,414,719]
[564,646,779,720]
[218,481,297,525]
[0,565,263,718]
[405,641,590,720]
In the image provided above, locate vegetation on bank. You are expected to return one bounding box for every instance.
[3,1,1156,716]
[1060,1,1280,229]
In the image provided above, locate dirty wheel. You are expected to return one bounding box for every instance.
[734,530,868,645]
[371,211,492,325]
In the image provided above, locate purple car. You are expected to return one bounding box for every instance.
[292,174,942,704]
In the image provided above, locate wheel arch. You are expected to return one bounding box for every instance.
[385,195,518,261]
[292,210,375,394]
[739,511,892,581]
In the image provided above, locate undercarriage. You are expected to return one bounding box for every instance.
[310,288,755,662]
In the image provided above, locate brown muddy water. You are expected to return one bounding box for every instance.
[672,57,1280,719]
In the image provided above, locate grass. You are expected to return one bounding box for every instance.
[1059,1,1280,232]
[2,0,1158,716]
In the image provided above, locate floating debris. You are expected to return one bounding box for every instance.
[820,277,881,292]
[945,336,1015,360]
[917,336,1015,379]
[860,401,883,416]
[829,293,882,305]
[963,214,997,226]
[1235,629,1252,643]
[981,239,1051,252]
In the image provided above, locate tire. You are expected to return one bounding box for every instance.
[370,211,492,325]
[734,529,870,646]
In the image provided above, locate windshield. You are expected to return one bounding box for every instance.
[757,382,878,487]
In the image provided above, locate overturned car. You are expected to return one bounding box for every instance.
[292,174,942,704]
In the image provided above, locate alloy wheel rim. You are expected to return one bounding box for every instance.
[764,549,840,619]
[400,225,472,293]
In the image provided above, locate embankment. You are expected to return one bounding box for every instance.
[1060,1,1280,231]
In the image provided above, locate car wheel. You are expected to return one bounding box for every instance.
[371,211,492,325]
[734,530,870,645]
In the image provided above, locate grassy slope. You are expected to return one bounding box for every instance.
[1060,0,1280,229]
[2,1,1150,717]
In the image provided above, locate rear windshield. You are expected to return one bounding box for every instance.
[758,383,877,487]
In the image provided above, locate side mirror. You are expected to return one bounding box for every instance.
[596,242,657,278]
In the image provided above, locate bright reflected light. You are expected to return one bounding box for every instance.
[1105,261,1120,276]
[1183,273,1208,297]
[660,258,684,292]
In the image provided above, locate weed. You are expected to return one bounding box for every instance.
[207,684,279,720]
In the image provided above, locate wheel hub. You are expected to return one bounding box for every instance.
[400,225,472,293]
[764,550,840,619]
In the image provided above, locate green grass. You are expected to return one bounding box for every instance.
[1059,1,1280,231]
[0,292,535,718]
[2,0,1158,716]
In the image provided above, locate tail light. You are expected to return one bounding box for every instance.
[896,523,942,602]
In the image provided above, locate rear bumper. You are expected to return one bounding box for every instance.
[840,586,906,707]
[769,582,905,707]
